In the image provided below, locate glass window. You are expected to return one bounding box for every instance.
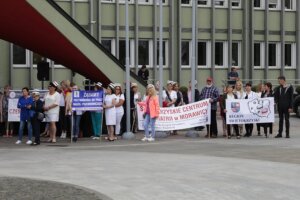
[157,41,166,65]
[215,0,226,6]
[138,41,149,65]
[269,43,277,66]
[181,0,190,4]
[215,42,223,66]
[285,0,295,10]
[181,41,190,66]
[254,43,261,67]
[254,0,264,8]
[101,40,112,53]
[13,45,26,65]
[33,53,44,65]
[119,40,131,66]
[232,0,241,7]
[198,0,210,6]
[198,42,207,66]
[232,42,239,66]
[269,0,279,9]
[285,44,292,67]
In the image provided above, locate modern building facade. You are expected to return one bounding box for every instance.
[0,0,299,89]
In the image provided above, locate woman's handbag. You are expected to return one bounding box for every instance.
[37,112,45,121]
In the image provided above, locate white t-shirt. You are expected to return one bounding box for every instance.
[244,91,258,99]
[105,94,116,108]
[59,93,65,107]
[115,94,125,114]
[163,90,177,107]
[44,91,60,115]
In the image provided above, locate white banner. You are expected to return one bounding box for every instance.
[225,97,275,124]
[137,99,211,131]
[8,99,20,122]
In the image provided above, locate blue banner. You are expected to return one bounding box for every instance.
[72,90,103,111]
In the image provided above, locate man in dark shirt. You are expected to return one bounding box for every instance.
[274,76,294,138]
[138,65,149,82]
[227,67,239,85]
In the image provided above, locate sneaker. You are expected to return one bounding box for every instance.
[15,140,22,144]
[26,140,32,145]
[93,137,100,140]
[148,137,155,142]
[60,132,66,139]
[141,137,148,142]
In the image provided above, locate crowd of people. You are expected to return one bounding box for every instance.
[0,73,294,145]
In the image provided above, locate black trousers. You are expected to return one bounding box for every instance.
[278,108,290,136]
[206,109,218,136]
[32,118,41,144]
[224,116,239,136]
[245,124,253,135]
[263,123,273,134]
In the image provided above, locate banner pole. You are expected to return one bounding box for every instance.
[71,111,74,144]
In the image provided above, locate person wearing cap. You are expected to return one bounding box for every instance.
[15,87,34,145]
[243,82,258,137]
[30,90,44,145]
[103,83,117,141]
[142,84,160,142]
[199,77,220,138]
[90,82,104,140]
[43,81,61,143]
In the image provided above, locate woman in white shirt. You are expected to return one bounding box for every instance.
[131,83,141,133]
[163,81,177,108]
[244,82,258,137]
[43,81,60,143]
[103,83,117,141]
[114,83,125,137]
[234,80,246,135]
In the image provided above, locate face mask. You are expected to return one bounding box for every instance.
[206,84,212,88]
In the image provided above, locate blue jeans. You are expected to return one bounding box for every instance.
[73,114,82,138]
[143,114,157,138]
[18,120,32,141]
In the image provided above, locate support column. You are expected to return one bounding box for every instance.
[243,0,250,80]
[228,0,232,74]
[249,0,254,81]
[264,0,269,80]
[211,0,215,78]
[134,0,139,74]
[177,1,182,84]
[29,51,33,89]
[297,0,300,82]
[116,0,120,59]
[89,0,94,37]
[97,0,102,41]
[169,0,175,80]
[280,0,285,76]
[9,43,13,87]
[153,0,158,82]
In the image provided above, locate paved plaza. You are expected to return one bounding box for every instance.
[1,115,300,200]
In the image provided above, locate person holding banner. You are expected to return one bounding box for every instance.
[222,85,240,139]
[91,82,104,140]
[274,76,294,138]
[142,84,160,142]
[200,77,220,138]
[234,80,246,135]
[261,82,273,137]
[44,81,61,143]
[103,83,116,141]
[15,87,33,145]
[243,83,258,137]
[163,81,177,108]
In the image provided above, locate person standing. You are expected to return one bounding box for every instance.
[1,85,13,137]
[137,65,149,82]
[142,84,160,142]
[261,82,274,138]
[91,82,104,140]
[163,81,177,108]
[173,82,184,107]
[131,83,141,133]
[103,83,116,141]
[199,77,220,138]
[114,83,125,137]
[274,76,294,138]
[16,87,33,144]
[256,83,265,136]
[31,91,44,145]
[222,85,240,139]
[227,67,239,85]
[188,80,200,103]
[44,81,61,143]
[243,83,258,137]
[234,80,246,135]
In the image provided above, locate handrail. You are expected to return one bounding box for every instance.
[45,0,147,87]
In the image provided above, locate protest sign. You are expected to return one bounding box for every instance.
[226,97,275,124]
[72,90,103,111]
[137,99,211,131]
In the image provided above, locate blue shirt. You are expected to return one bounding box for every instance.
[17,96,34,121]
